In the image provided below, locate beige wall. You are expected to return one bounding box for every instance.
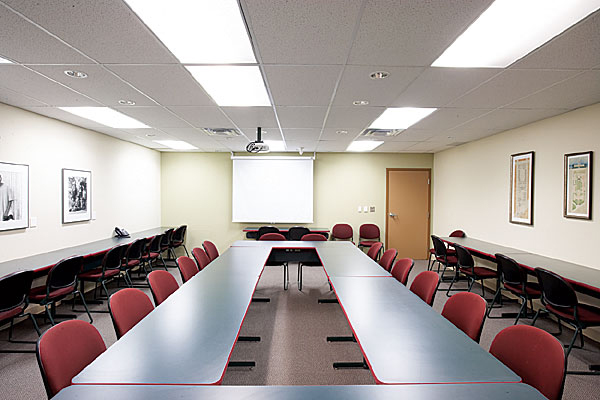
[433,103,600,269]
[161,152,433,252]
[0,103,161,263]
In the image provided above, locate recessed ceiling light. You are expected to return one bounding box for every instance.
[432,0,600,68]
[64,70,88,79]
[346,141,384,152]
[369,108,437,129]
[369,71,389,80]
[145,133,156,137]
[336,130,349,135]
[124,0,256,63]
[0,56,13,64]
[59,107,149,129]
[153,140,198,150]
[186,65,270,107]
[118,99,136,106]
[353,100,369,106]
[264,140,286,152]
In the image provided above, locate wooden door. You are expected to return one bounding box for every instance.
[386,169,430,260]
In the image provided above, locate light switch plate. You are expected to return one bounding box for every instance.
[363,206,369,213]
[29,217,37,227]
[357,206,362,213]
[92,211,97,220]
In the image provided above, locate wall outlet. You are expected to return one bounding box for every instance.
[363,205,369,213]
[370,206,375,213]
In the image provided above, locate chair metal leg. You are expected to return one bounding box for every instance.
[486,287,501,317]
[446,272,458,297]
[182,244,189,257]
[45,304,56,326]
[283,263,289,290]
[427,253,433,271]
[76,290,93,323]
[514,296,528,325]
[298,263,303,291]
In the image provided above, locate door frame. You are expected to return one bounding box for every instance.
[385,168,431,255]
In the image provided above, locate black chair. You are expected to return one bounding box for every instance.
[121,239,147,286]
[430,235,457,278]
[29,256,93,325]
[142,234,167,271]
[287,226,310,241]
[257,226,280,240]
[78,245,128,311]
[0,270,41,353]
[532,267,600,375]
[427,230,465,270]
[161,228,175,266]
[447,244,497,298]
[487,253,541,324]
[169,225,189,258]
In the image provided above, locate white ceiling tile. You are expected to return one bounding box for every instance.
[115,106,190,128]
[166,106,233,128]
[282,129,321,141]
[451,109,570,132]
[2,0,177,64]
[0,86,47,107]
[324,107,384,129]
[285,140,318,152]
[214,137,251,152]
[22,106,105,130]
[316,140,353,152]
[119,128,172,140]
[320,128,362,141]
[264,66,342,106]
[407,141,449,152]
[146,127,223,151]
[512,10,600,70]
[449,69,580,109]
[107,65,214,106]
[411,108,492,130]
[332,66,423,107]
[508,71,600,110]
[239,127,281,141]
[27,65,156,107]
[243,0,362,64]
[348,0,495,66]
[276,107,328,129]
[375,141,421,152]
[391,129,438,142]
[392,67,501,107]
[0,65,100,106]
[222,107,277,128]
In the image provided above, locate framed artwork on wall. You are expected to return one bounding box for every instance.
[0,161,29,231]
[62,168,91,223]
[509,151,534,225]
[564,151,592,220]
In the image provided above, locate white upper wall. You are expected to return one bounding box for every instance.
[433,103,600,269]
[0,103,161,263]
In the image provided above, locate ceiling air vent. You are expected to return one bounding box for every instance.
[360,128,404,138]
[201,128,241,137]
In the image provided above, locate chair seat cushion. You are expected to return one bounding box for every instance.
[460,266,497,278]
[359,240,378,247]
[79,268,120,280]
[0,305,24,322]
[172,241,183,246]
[430,248,456,255]
[29,285,74,302]
[126,259,140,268]
[436,255,458,265]
[547,303,600,325]
[142,252,160,260]
[504,282,541,297]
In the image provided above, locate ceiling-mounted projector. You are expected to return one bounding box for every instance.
[246,127,269,153]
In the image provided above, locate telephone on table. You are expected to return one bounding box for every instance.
[114,227,130,238]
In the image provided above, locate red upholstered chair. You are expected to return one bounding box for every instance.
[447,243,497,298]
[430,235,458,276]
[366,242,383,261]
[358,223,380,251]
[148,270,179,306]
[441,292,487,343]
[259,232,286,241]
[410,271,439,306]
[427,230,464,270]
[177,256,199,283]
[390,258,414,286]
[0,270,41,353]
[29,256,93,325]
[78,245,125,310]
[202,240,219,262]
[36,320,106,398]
[169,225,189,258]
[490,325,565,400]
[378,248,397,272]
[331,223,353,242]
[301,233,327,241]
[192,247,211,271]
[108,288,154,339]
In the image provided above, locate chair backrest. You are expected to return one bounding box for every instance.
[0,270,34,316]
[359,223,380,240]
[441,292,487,343]
[430,235,447,257]
[331,223,353,241]
[147,234,163,253]
[490,325,565,400]
[535,267,578,309]
[378,248,397,272]
[495,253,526,288]
[454,243,474,270]
[125,238,145,262]
[192,247,211,271]
[103,245,124,274]
[109,288,154,339]
[202,240,219,261]
[257,226,279,240]
[410,271,439,306]
[288,226,310,241]
[148,270,179,305]
[259,232,286,241]
[172,225,187,243]
[390,258,414,285]
[177,256,199,282]
[161,229,173,251]
[366,242,383,260]
[449,230,466,238]
[36,320,106,398]
[301,233,327,241]
[47,256,83,294]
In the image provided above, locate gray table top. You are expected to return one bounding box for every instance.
[439,237,529,258]
[318,246,390,277]
[330,276,520,384]
[0,227,170,276]
[231,240,354,249]
[73,246,270,385]
[58,384,544,400]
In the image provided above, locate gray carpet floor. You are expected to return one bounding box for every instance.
[0,259,598,399]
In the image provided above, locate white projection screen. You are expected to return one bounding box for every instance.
[232,156,313,223]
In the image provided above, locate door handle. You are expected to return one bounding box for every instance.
[389,213,397,217]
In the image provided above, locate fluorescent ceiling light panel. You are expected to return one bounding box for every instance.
[186,65,271,106]
[369,108,437,129]
[432,0,600,68]
[154,140,198,150]
[264,140,286,152]
[0,56,13,63]
[346,141,384,152]
[59,107,149,129]
[124,0,256,63]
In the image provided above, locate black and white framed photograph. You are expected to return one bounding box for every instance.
[62,168,91,223]
[0,162,29,231]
